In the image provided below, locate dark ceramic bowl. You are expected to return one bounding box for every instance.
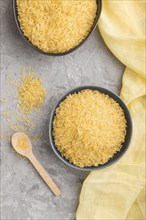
[13,0,102,56]
[49,86,133,171]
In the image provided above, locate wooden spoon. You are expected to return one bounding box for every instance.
[11,132,61,196]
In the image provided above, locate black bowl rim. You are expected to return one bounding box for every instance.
[49,86,133,171]
[13,0,102,56]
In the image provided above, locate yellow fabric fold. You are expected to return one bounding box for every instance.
[76,1,146,219]
[120,68,145,105]
[127,186,146,220]
[98,0,145,77]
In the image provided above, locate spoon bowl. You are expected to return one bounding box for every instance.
[12,132,32,156]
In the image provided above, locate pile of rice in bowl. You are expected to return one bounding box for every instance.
[53,90,127,167]
[16,0,97,53]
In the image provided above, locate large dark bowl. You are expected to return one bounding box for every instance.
[13,0,102,56]
[49,86,133,171]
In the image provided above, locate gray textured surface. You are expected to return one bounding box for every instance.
[0,1,125,220]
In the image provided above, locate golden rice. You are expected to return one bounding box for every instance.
[18,73,46,114]
[16,0,97,53]
[53,89,127,167]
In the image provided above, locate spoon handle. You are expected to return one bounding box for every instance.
[28,153,61,196]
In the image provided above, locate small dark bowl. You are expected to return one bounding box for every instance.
[13,0,102,56]
[49,86,133,171]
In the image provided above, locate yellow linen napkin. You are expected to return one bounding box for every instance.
[76,1,146,219]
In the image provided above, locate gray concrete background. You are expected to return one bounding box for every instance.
[1,0,125,219]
